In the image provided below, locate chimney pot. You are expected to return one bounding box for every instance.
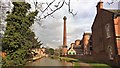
[96,1,103,11]
[63,16,67,20]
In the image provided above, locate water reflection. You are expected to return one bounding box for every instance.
[61,60,73,68]
[26,57,73,68]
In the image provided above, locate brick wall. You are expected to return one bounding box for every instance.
[75,40,80,46]
[115,17,120,55]
[83,33,91,55]
[91,9,119,65]
[114,17,119,36]
[118,17,120,55]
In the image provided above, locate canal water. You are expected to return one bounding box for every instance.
[26,57,73,66]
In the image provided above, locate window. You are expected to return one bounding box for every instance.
[73,52,75,55]
[107,45,114,60]
[69,52,71,55]
[105,24,111,38]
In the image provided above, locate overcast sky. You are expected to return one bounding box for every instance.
[1,0,119,49]
[30,0,119,49]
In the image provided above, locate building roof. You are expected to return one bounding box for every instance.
[103,9,120,17]
[75,39,81,42]
[71,43,75,45]
[101,9,120,18]
[109,10,120,13]
[75,39,81,41]
[92,1,120,29]
[107,10,120,14]
[83,33,92,36]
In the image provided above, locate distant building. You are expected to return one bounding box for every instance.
[73,39,83,55]
[91,1,120,65]
[68,43,76,55]
[68,39,83,56]
[0,52,6,59]
[31,47,46,57]
[88,35,93,55]
[81,33,91,55]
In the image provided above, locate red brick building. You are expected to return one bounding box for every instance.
[67,43,76,55]
[91,1,120,65]
[81,33,91,55]
[73,39,83,55]
[68,39,83,56]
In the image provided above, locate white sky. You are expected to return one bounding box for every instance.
[1,0,119,49]
[31,0,119,49]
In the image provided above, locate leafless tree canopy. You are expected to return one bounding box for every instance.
[106,0,118,5]
[33,0,77,20]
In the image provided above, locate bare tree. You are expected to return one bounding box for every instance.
[4,0,77,27]
[32,0,77,22]
[2,0,77,28]
[106,0,118,5]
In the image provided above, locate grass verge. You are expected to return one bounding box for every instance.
[60,57,112,68]
[59,57,80,68]
[73,62,80,68]
[89,63,112,68]
[78,58,112,68]
[59,57,79,62]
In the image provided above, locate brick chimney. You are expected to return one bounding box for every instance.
[96,0,103,12]
[62,16,67,56]
[71,43,75,49]
[63,16,67,46]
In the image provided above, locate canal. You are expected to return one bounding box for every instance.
[26,57,73,66]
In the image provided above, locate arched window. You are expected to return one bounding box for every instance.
[69,52,71,55]
[73,52,75,55]
[107,45,114,60]
[105,24,111,38]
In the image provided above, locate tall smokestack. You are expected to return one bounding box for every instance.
[62,16,67,56]
[63,16,67,46]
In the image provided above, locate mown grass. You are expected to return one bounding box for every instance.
[73,62,80,68]
[59,57,80,68]
[60,57,112,68]
[78,58,97,63]
[89,63,112,68]
[0,56,2,68]
[78,58,112,68]
[59,57,79,62]
[0,56,2,61]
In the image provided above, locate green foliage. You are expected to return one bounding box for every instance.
[1,2,40,66]
[45,48,54,55]
[49,48,54,55]
[73,62,80,68]
[60,57,79,62]
[89,63,112,68]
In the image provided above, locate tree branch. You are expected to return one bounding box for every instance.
[34,0,77,24]
[42,0,55,13]
[46,2,53,11]
[42,1,65,19]
[67,0,77,16]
